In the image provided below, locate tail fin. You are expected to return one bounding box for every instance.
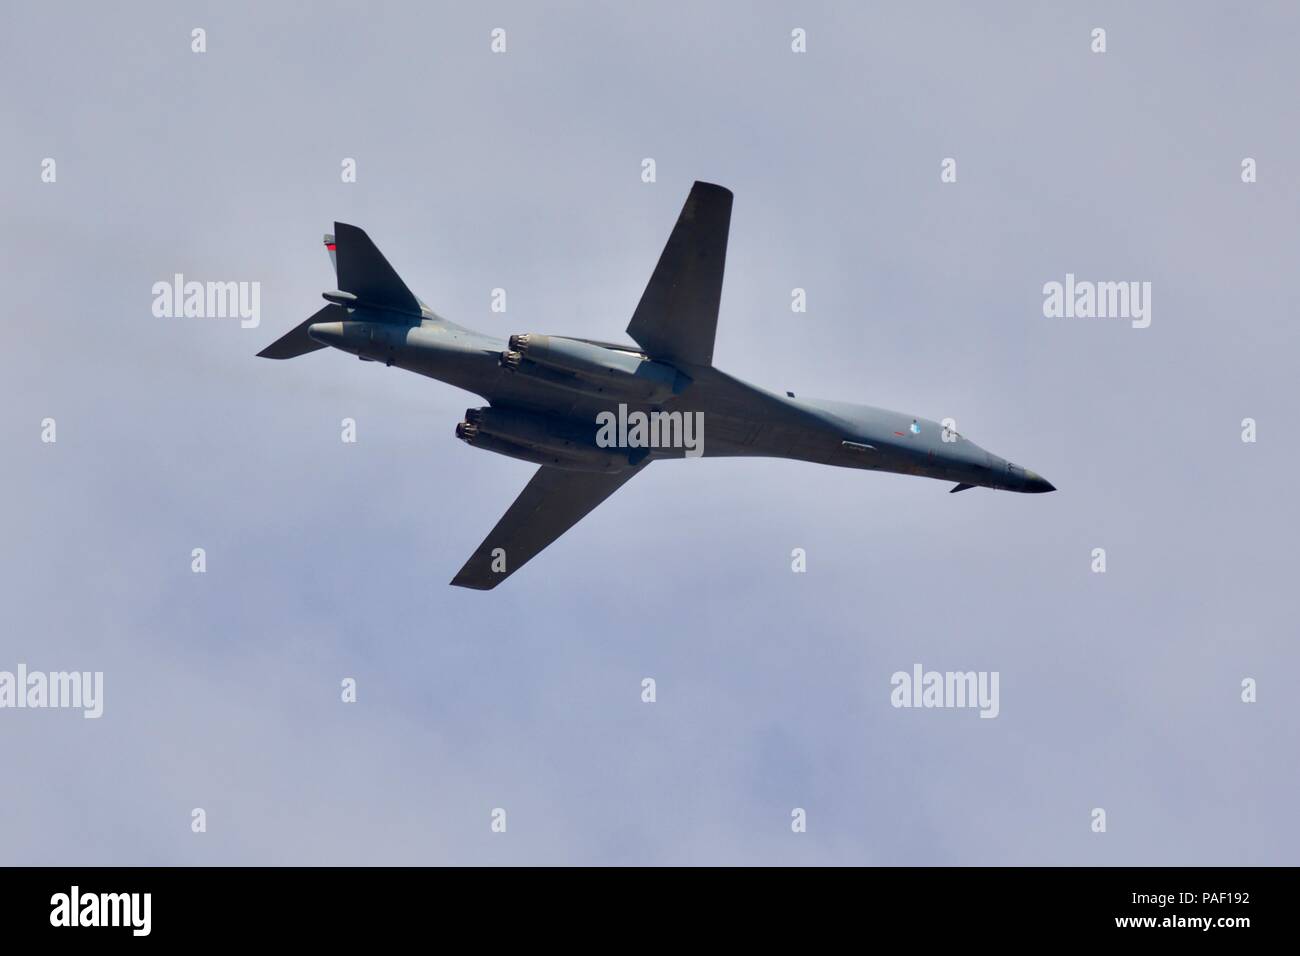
[257,304,346,359]
[324,233,337,275]
[334,222,421,315]
[258,224,421,360]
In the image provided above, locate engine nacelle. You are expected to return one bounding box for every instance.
[500,334,686,404]
[455,406,630,473]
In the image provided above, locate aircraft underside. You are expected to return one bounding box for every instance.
[259,182,1052,589]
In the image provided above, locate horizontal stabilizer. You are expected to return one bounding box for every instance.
[334,222,421,315]
[257,304,346,359]
[950,482,976,493]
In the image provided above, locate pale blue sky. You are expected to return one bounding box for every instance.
[1,0,1296,864]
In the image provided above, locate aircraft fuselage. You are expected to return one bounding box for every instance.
[306,313,1054,494]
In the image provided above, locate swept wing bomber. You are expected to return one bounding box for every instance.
[260,182,1054,589]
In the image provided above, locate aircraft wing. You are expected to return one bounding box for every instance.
[626,181,733,367]
[451,464,646,590]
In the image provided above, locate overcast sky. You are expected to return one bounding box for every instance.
[2,1,1297,865]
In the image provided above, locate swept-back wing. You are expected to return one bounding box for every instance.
[451,464,645,590]
[626,181,733,367]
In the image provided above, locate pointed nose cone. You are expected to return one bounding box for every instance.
[307,321,347,348]
[1023,469,1056,493]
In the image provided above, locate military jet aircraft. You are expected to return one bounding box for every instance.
[260,182,1054,589]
